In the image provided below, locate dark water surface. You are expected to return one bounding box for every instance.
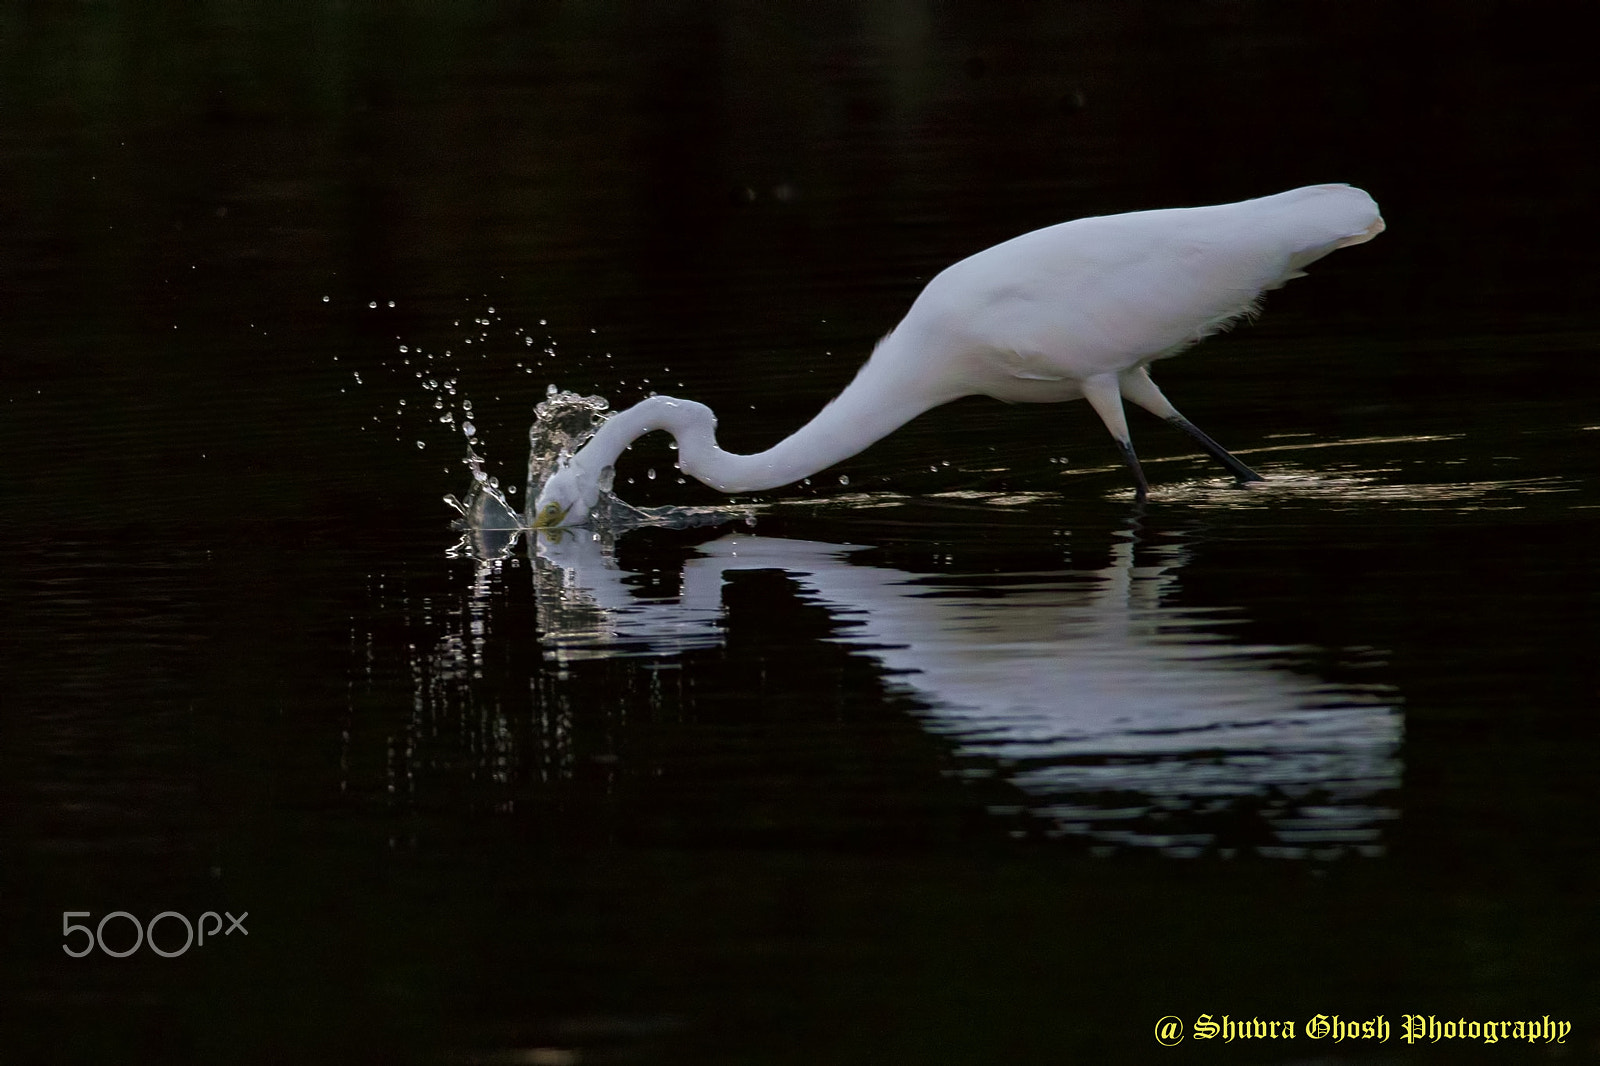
[4,5,1598,1063]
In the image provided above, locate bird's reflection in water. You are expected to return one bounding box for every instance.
[521,522,1400,858]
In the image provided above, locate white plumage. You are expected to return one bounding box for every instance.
[534,184,1383,527]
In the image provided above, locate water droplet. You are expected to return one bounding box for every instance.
[368,301,377,309]
[322,295,330,303]
[838,475,850,486]
[416,440,426,449]
[546,383,557,397]
[539,319,547,326]
[399,345,409,353]
[462,421,475,437]
[387,301,395,308]
[646,468,656,480]
[487,306,496,314]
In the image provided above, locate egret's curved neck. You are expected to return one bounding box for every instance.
[572,328,959,494]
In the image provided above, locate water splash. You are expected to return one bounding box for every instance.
[527,388,757,530]
[525,389,620,525]
[444,445,523,560]
[444,445,520,530]
[449,389,754,556]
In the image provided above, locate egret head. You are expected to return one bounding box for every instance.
[531,462,598,529]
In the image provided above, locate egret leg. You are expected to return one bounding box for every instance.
[1115,439,1151,503]
[1167,415,1264,484]
[1083,374,1150,502]
[1117,367,1264,485]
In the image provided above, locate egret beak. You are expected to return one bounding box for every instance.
[530,501,569,529]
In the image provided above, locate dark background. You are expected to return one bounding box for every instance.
[3,3,1597,1063]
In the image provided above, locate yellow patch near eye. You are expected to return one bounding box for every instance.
[531,501,568,529]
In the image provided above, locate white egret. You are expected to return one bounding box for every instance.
[533,184,1383,527]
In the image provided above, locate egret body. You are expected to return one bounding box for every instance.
[533,184,1383,528]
